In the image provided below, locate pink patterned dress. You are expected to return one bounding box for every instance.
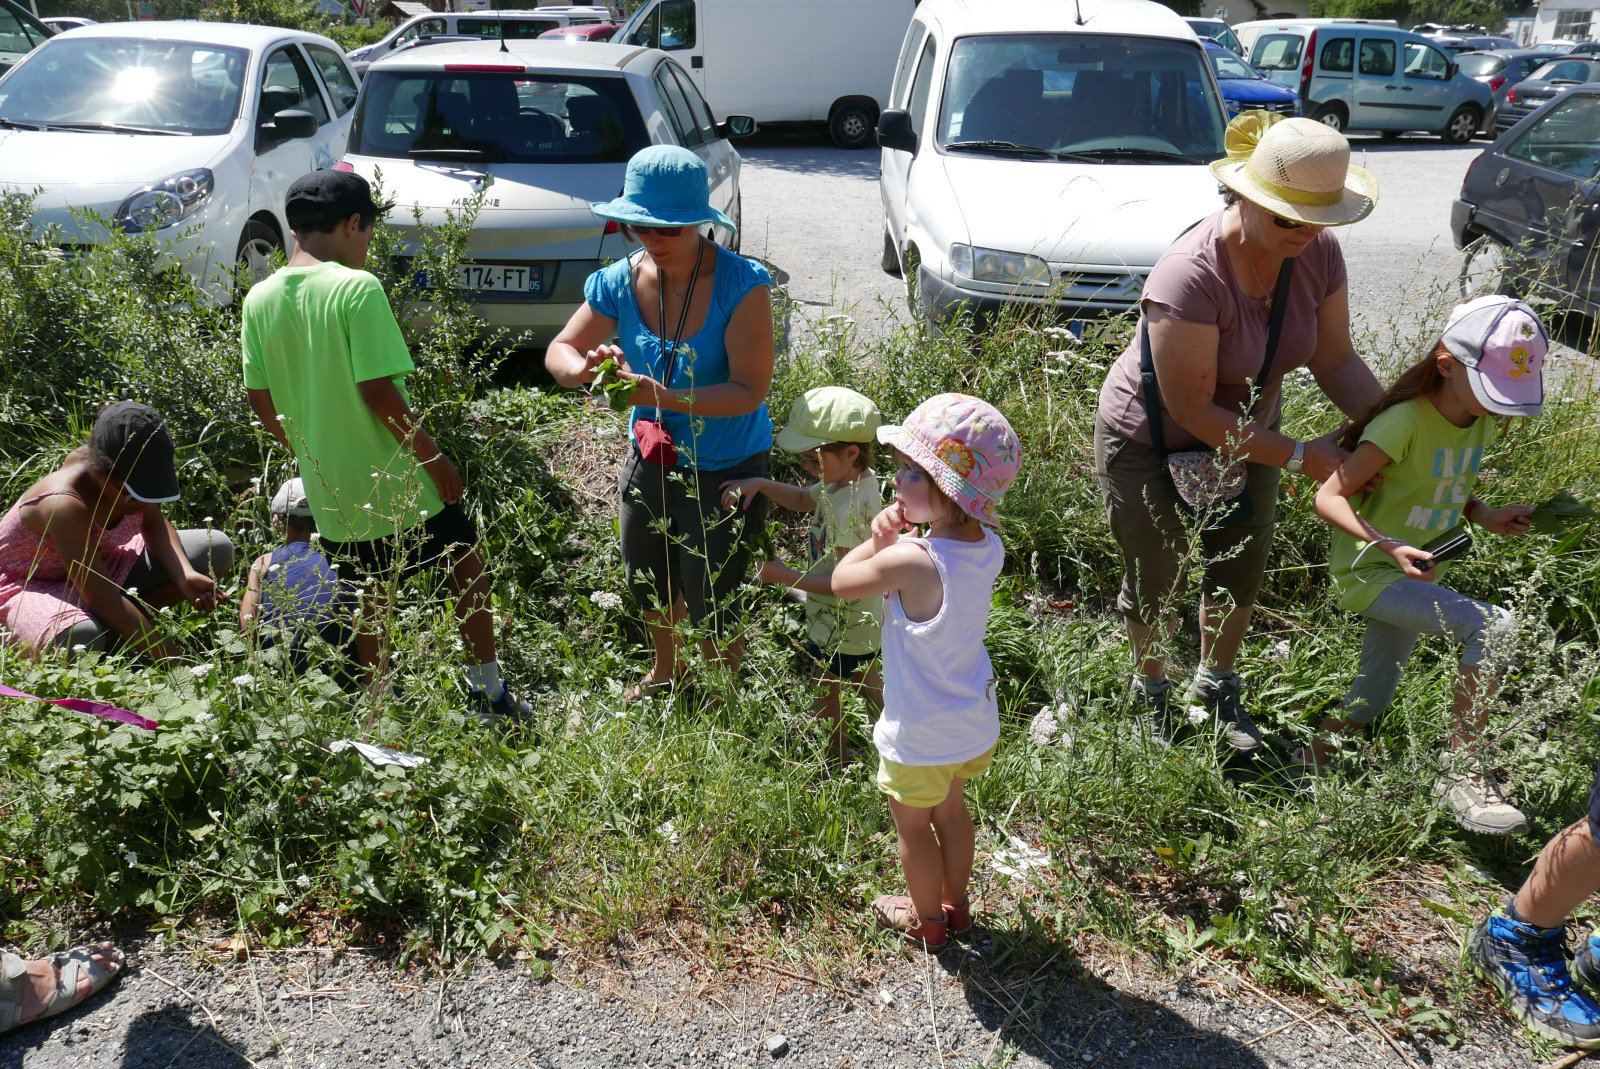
[0,491,147,652]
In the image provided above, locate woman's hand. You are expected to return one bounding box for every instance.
[1299,431,1350,483]
[720,478,767,511]
[757,559,797,585]
[870,502,912,552]
[175,571,221,611]
[1479,504,1534,536]
[1385,542,1438,582]
[582,344,626,381]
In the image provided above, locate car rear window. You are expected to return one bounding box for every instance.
[1454,53,1505,77]
[351,70,649,164]
[1533,59,1600,83]
[1251,33,1303,71]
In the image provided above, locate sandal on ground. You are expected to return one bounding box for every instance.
[0,944,124,1035]
[623,670,691,702]
[943,897,973,936]
[872,895,948,952]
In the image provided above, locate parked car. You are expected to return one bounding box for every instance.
[0,21,358,294]
[1185,16,1244,55]
[1425,33,1518,57]
[1204,39,1300,118]
[876,0,1228,324]
[346,8,614,75]
[341,38,754,343]
[540,22,619,41]
[1452,83,1600,318]
[1455,49,1564,129]
[613,0,914,148]
[1234,19,1492,141]
[0,0,52,79]
[41,16,95,32]
[1493,56,1600,133]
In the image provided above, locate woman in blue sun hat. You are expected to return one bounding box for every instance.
[547,145,775,700]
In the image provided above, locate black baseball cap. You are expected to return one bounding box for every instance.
[285,169,392,230]
[90,402,180,504]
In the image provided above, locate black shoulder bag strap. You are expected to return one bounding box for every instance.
[1140,255,1295,461]
[640,238,705,419]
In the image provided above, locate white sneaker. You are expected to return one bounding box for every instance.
[1438,770,1529,836]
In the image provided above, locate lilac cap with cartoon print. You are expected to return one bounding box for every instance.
[876,393,1020,527]
[1442,295,1548,418]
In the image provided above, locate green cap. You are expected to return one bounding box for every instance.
[774,386,882,452]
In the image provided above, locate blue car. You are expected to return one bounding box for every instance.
[1203,39,1300,119]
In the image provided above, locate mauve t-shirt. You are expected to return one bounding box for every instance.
[1097,210,1348,450]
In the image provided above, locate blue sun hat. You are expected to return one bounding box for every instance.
[589,145,737,233]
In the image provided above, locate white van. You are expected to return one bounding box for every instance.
[612,0,915,147]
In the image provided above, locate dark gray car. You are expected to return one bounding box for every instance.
[1456,49,1564,130]
[0,0,51,79]
[1452,83,1600,319]
[1494,56,1600,134]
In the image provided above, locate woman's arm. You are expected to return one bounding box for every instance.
[546,303,623,389]
[627,287,775,418]
[30,499,178,658]
[239,551,268,632]
[720,476,815,514]
[1314,442,1434,579]
[140,504,219,610]
[1304,286,1385,421]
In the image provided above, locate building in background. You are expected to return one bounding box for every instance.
[1530,0,1595,41]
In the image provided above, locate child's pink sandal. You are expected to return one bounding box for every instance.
[872,895,948,952]
[943,897,972,936]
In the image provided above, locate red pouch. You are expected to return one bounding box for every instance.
[633,417,679,467]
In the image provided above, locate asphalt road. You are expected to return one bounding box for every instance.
[736,132,1492,356]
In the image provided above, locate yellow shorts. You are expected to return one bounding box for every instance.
[876,746,995,809]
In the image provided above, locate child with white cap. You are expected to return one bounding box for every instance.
[1300,295,1548,836]
[240,478,351,667]
[721,387,885,764]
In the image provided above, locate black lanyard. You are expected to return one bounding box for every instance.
[651,237,705,418]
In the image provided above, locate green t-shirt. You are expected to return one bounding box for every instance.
[803,471,884,656]
[1329,398,1492,613]
[241,263,443,543]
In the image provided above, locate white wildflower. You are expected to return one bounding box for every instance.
[296,874,310,889]
[589,591,623,611]
[231,674,255,688]
[362,503,374,510]
[309,533,320,542]
[125,586,139,598]
[1257,819,1270,829]
[189,663,213,678]
[72,644,87,653]
[1267,639,1292,663]
[275,902,290,916]
[195,711,215,723]
[1185,705,1208,725]
[123,851,138,867]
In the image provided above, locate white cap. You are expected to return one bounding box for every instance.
[270,477,313,519]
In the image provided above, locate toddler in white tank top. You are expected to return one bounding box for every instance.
[829,393,1020,953]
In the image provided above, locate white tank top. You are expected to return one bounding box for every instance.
[873,529,1004,766]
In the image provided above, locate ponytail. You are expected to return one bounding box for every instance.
[1339,341,1449,451]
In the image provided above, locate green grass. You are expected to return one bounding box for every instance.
[1,189,1599,1047]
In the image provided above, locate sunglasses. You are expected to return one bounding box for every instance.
[629,224,685,237]
[1272,214,1311,231]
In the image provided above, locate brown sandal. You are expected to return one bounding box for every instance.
[872,895,948,952]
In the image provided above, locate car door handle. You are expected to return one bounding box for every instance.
[1385,84,1397,89]
[1400,85,1414,91]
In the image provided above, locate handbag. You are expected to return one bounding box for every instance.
[633,238,706,466]
[1139,255,1294,528]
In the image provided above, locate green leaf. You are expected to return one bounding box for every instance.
[1533,494,1597,535]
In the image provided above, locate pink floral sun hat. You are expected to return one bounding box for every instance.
[876,393,1020,527]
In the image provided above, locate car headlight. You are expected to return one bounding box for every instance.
[949,244,1052,286]
[115,168,215,233]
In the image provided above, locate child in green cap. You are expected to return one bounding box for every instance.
[722,386,885,764]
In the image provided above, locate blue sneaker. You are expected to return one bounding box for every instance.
[1472,911,1600,1049]
[468,685,533,730]
[1572,926,1600,991]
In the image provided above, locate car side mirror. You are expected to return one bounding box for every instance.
[259,109,318,145]
[717,114,756,138]
[876,108,916,153]
[1449,61,1458,78]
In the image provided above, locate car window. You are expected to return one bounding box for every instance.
[306,44,358,116]
[0,4,47,62]
[630,0,694,50]
[472,18,558,39]
[1217,26,1244,55]
[1320,37,1354,72]
[653,61,700,145]
[1359,38,1395,77]
[1403,42,1450,79]
[0,37,248,135]
[667,61,716,141]
[1454,53,1504,77]
[938,33,1227,159]
[1536,59,1594,82]
[1210,50,1259,80]
[907,33,937,132]
[1507,92,1600,178]
[395,17,446,46]
[260,45,329,127]
[1250,33,1303,71]
[353,70,648,163]
[890,25,925,107]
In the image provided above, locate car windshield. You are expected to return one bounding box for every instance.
[1530,58,1600,83]
[1454,53,1505,77]
[0,38,248,135]
[1209,49,1261,80]
[352,70,649,164]
[937,33,1226,161]
[1250,33,1304,71]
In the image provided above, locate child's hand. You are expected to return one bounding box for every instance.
[1386,541,1438,582]
[720,478,765,511]
[870,501,912,551]
[424,453,464,504]
[1481,504,1534,537]
[175,572,221,611]
[757,560,797,585]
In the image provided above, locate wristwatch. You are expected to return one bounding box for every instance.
[1285,440,1305,475]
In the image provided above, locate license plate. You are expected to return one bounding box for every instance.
[456,263,541,293]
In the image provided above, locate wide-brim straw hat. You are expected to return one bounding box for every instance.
[590,144,737,233]
[1210,112,1377,227]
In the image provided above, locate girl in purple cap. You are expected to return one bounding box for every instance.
[830,393,1020,952]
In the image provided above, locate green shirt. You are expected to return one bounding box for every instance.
[1329,398,1492,613]
[241,263,442,543]
[803,471,884,656]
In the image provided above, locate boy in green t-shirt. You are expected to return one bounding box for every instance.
[241,170,528,728]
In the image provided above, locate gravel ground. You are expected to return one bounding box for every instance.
[0,925,1544,1069]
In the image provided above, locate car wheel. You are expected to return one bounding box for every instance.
[1458,234,1532,301]
[235,220,282,290]
[1313,104,1346,132]
[881,224,901,278]
[1442,105,1480,145]
[828,102,876,149]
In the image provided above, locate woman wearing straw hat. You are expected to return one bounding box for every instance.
[546,145,775,700]
[1094,113,1385,750]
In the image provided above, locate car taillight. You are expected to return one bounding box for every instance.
[1488,76,1506,90]
[603,220,618,235]
[1462,153,1481,193]
[332,160,355,173]
[443,63,525,72]
[1506,87,1516,104]
[1301,28,1317,98]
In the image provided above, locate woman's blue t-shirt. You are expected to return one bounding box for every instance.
[584,243,774,471]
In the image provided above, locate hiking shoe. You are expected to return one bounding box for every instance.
[1438,769,1529,835]
[1472,911,1600,1049]
[468,685,533,730]
[943,898,973,936]
[1131,677,1176,745]
[1573,927,1600,991]
[1194,671,1264,756]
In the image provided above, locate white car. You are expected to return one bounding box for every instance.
[0,21,359,295]
[877,0,1229,323]
[341,38,752,345]
[346,8,617,76]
